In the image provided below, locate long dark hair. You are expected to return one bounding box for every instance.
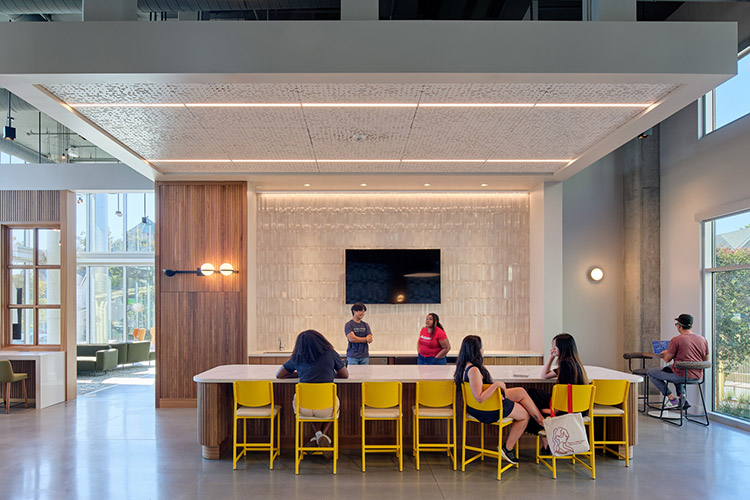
[554,332,589,385]
[454,335,492,388]
[291,330,336,365]
[427,312,445,335]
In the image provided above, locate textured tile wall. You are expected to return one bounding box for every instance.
[256,193,529,352]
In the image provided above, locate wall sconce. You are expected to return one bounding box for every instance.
[587,266,604,283]
[163,262,238,277]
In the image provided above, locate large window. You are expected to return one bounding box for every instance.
[703,47,750,135]
[4,227,61,346]
[76,192,155,344]
[704,210,750,422]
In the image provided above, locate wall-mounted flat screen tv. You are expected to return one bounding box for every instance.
[345,249,441,304]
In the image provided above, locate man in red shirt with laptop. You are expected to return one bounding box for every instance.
[647,313,709,410]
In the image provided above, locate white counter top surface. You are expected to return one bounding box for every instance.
[0,350,64,359]
[195,364,641,384]
[248,350,542,357]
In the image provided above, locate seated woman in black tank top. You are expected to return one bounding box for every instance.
[454,335,545,464]
[526,332,590,444]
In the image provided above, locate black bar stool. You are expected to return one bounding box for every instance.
[623,352,654,413]
[657,360,712,427]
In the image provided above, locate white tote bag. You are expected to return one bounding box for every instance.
[542,385,590,457]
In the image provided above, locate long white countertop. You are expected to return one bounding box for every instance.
[195,364,642,384]
[248,350,542,357]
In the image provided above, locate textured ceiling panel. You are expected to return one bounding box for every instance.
[296,84,423,103]
[404,107,530,159]
[304,107,415,158]
[491,108,643,159]
[42,82,680,175]
[188,107,314,160]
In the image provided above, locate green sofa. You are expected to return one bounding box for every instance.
[107,341,152,365]
[76,344,118,372]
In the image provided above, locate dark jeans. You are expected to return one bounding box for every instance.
[417,354,447,365]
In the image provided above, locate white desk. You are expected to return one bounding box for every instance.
[0,351,65,408]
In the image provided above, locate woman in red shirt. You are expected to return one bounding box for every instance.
[417,313,451,365]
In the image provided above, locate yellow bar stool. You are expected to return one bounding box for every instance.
[536,384,596,479]
[461,382,517,480]
[232,380,281,470]
[295,383,339,474]
[361,381,403,472]
[0,360,28,414]
[592,379,630,467]
[412,380,456,470]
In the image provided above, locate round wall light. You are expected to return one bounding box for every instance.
[588,266,604,282]
[200,263,215,276]
[219,263,235,276]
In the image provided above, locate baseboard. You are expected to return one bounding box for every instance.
[708,412,750,431]
[159,398,197,408]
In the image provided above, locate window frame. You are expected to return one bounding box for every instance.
[701,46,750,137]
[702,209,750,421]
[2,224,62,349]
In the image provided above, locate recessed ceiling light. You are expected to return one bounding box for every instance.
[424,183,431,187]
[303,183,311,187]
[481,183,489,187]
[360,183,368,187]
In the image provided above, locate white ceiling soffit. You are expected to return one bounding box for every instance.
[0,20,738,187]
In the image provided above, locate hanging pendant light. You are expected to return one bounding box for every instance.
[115,194,123,217]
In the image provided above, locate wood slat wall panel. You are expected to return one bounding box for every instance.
[0,191,60,222]
[156,182,247,406]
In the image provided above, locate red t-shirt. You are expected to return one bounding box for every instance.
[667,333,709,379]
[418,327,447,358]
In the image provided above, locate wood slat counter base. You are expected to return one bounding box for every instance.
[194,365,641,460]
[248,352,543,366]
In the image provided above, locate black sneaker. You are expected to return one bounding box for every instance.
[501,446,518,465]
[682,399,691,410]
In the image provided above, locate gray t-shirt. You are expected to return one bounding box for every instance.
[345,319,371,359]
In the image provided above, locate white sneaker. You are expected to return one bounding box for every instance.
[317,434,333,459]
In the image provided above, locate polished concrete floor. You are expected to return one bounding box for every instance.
[1,383,748,500]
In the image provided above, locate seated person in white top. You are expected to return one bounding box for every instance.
[277,330,348,453]
[647,314,709,410]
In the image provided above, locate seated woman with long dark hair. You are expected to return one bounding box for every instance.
[526,332,590,442]
[276,330,348,453]
[453,335,544,464]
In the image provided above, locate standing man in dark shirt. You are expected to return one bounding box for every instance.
[345,302,372,365]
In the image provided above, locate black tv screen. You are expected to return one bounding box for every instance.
[345,249,441,304]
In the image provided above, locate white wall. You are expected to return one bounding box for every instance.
[562,153,624,369]
[661,102,750,339]
[254,192,530,353]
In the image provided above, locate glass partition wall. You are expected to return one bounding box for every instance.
[76,192,155,345]
[704,210,750,422]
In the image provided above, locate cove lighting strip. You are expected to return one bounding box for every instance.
[149,159,572,164]
[68,102,653,109]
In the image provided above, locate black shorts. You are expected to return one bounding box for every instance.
[467,398,516,423]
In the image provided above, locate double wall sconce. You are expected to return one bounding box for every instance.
[163,263,238,277]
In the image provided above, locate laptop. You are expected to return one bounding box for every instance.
[652,340,670,355]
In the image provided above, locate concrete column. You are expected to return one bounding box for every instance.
[593,0,636,22]
[620,126,660,364]
[83,0,137,21]
[341,0,379,21]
